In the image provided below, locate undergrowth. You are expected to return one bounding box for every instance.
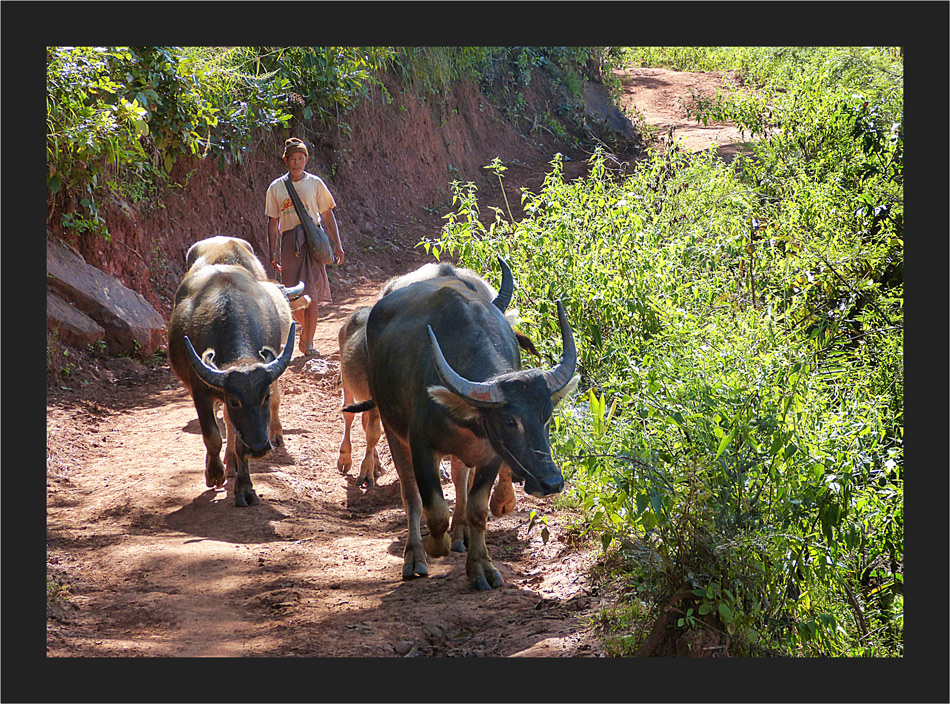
[429,46,903,657]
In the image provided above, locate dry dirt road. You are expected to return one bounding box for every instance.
[44,68,747,685]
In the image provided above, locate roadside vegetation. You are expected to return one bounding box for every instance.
[432,47,903,656]
[46,46,613,240]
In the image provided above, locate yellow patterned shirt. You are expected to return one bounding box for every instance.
[264,172,336,233]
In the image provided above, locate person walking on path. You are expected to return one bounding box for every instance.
[265,137,344,356]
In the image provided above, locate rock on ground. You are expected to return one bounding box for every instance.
[47,237,166,357]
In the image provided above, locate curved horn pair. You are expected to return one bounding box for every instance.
[185,322,296,390]
[429,300,576,407]
[491,257,514,313]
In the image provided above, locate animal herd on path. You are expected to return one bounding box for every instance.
[168,236,578,591]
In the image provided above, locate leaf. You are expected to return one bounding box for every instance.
[635,493,650,515]
[715,425,737,460]
[718,603,734,623]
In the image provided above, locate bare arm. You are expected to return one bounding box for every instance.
[267,216,281,272]
[322,208,344,266]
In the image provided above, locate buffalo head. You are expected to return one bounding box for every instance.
[184,322,295,457]
[427,301,579,497]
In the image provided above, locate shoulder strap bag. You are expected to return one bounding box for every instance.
[283,175,334,265]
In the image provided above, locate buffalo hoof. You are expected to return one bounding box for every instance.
[234,488,260,507]
[451,538,467,553]
[271,434,284,448]
[403,561,428,579]
[206,469,225,489]
[357,475,375,490]
[470,565,503,591]
[206,456,225,488]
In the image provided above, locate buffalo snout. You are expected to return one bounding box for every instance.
[525,475,564,498]
[512,461,564,498]
[246,440,273,458]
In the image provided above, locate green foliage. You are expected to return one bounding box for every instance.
[253,46,395,129]
[47,46,292,239]
[431,47,902,657]
[46,45,617,244]
[390,47,491,98]
[472,47,623,132]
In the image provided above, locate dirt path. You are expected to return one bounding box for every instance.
[616,65,750,162]
[46,266,605,659]
[46,68,746,663]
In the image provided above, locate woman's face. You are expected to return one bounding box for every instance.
[285,151,307,177]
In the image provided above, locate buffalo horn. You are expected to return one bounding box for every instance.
[185,322,296,390]
[184,335,228,390]
[428,326,506,407]
[541,300,577,394]
[282,281,306,299]
[491,257,514,313]
[263,322,296,383]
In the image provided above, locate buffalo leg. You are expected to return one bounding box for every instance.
[220,405,260,507]
[357,406,383,489]
[410,440,451,560]
[337,386,355,475]
[231,447,260,508]
[450,457,474,552]
[490,463,517,517]
[223,409,238,480]
[466,458,504,590]
[387,430,428,579]
[194,392,225,488]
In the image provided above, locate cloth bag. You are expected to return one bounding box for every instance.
[283,175,334,265]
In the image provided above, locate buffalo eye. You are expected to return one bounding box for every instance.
[227,397,242,410]
[503,415,519,430]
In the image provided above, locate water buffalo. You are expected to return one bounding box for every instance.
[185,235,306,305]
[168,236,298,507]
[338,261,534,531]
[349,263,578,589]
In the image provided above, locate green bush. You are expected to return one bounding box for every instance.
[431,47,902,656]
[47,46,293,239]
[46,45,618,242]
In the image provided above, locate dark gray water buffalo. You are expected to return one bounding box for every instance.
[169,236,297,507]
[347,263,578,590]
[337,261,535,538]
[337,260,530,488]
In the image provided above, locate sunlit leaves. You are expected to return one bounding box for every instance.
[431,47,901,656]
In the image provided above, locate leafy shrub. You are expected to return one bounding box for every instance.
[47,46,292,239]
[431,47,902,656]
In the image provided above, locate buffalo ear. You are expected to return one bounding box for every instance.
[259,346,278,363]
[428,385,480,422]
[551,373,581,407]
